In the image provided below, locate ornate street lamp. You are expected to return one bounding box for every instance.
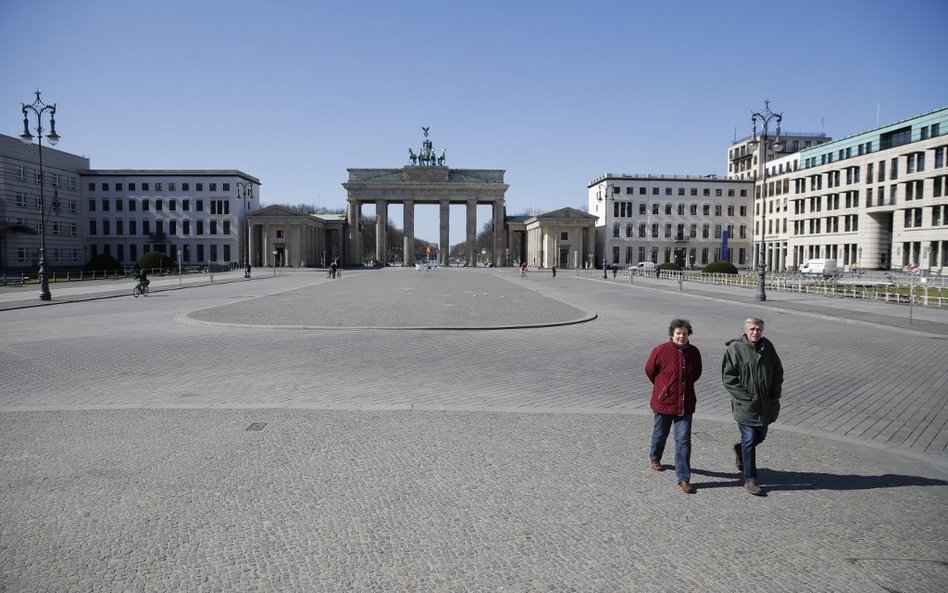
[748,101,782,301]
[598,181,612,278]
[236,181,254,271]
[19,91,61,301]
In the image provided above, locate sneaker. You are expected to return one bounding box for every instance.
[733,443,744,472]
[650,459,663,471]
[745,479,763,496]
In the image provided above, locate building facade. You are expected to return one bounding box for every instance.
[79,170,260,268]
[742,106,948,272]
[588,174,755,269]
[0,134,88,271]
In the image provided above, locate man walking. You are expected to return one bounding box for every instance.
[721,317,784,496]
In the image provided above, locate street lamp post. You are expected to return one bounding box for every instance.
[598,182,612,278]
[236,181,254,273]
[748,101,782,301]
[19,91,61,301]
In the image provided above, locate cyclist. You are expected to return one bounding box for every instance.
[137,268,149,289]
[519,261,528,278]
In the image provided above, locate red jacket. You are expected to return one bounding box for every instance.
[645,340,702,416]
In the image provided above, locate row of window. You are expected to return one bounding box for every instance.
[88,219,231,237]
[611,202,748,218]
[88,242,234,265]
[604,186,749,198]
[14,193,79,214]
[87,181,231,193]
[802,123,942,169]
[612,222,746,240]
[87,198,232,214]
[608,246,748,267]
[797,146,945,191]
[12,219,79,236]
[906,205,948,228]
[16,247,81,265]
[12,167,79,191]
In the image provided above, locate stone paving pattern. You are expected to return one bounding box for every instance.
[1,267,946,592]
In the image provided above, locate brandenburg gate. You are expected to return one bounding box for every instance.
[342,128,509,267]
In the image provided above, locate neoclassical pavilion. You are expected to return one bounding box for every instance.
[507,207,598,269]
[342,129,509,267]
[247,206,345,268]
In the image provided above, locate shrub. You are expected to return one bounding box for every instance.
[702,260,738,274]
[657,262,681,271]
[137,251,173,272]
[83,254,123,274]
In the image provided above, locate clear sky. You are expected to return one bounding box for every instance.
[2,0,946,244]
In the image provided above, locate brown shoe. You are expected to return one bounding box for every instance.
[679,480,695,494]
[650,459,663,471]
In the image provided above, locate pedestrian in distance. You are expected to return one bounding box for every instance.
[646,318,702,494]
[329,258,339,279]
[519,261,527,278]
[244,262,252,279]
[612,265,617,278]
[552,265,557,278]
[721,317,784,496]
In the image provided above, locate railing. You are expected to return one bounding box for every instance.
[622,268,947,308]
[0,263,238,287]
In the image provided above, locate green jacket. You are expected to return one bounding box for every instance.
[721,335,784,426]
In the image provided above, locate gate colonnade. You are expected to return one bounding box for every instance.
[343,166,508,267]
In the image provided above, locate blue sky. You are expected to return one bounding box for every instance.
[2,0,946,243]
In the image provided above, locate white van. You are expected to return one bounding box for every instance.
[629,261,656,271]
[799,258,838,276]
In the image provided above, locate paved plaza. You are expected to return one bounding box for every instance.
[1,268,946,592]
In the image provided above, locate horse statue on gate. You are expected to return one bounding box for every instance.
[408,148,418,166]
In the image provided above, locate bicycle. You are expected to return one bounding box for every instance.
[132,279,150,298]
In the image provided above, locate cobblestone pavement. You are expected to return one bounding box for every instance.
[1,267,946,592]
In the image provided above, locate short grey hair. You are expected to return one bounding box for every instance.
[744,317,765,328]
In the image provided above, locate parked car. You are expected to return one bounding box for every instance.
[628,261,656,271]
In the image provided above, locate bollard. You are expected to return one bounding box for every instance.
[678,273,683,292]
[210,274,214,283]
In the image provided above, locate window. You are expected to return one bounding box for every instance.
[142,220,150,234]
[88,199,96,212]
[702,224,709,238]
[183,199,190,211]
[880,126,911,150]
[155,199,163,211]
[639,223,646,237]
[102,220,110,236]
[664,224,672,238]
[891,158,899,179]
[936,147,945,168]
[129,220,137,235]
[183,220,190,235]
[222,183,230,192]
[170,220,177,236]
[89,220,97,235]
[740,205,747,216]
[129,183,136,191]
[115,199,123,211]
[678,204,685,215]
[664,204,672,215]
[210,220,218,235]
[209,183,217,191]
[196,199,204,212]
[196,183,204,191]
[169,183,176,191]
[169,199,177,211]
[197,221,204,235]
[639,203,646,215]
[703,205,710,216]
[128,200,136,212]
[155,182,163,191]
[101,199,109,212]
[142,199,150,211]
[715,189,722,197]
[652,204,659,215]
[652,187,659,195]
[690,205,697,215]
[116,220,124,235]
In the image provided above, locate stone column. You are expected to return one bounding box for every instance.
[403,200,415,266]
[376,200,387,265]
[492,200,504,267]
[347,199,361,266]
[466,199,477,267]
[439,199,450,266]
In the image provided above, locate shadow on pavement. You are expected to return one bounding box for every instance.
[691,467,948,491]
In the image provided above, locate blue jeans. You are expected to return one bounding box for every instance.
[738,423,769,481]
[649,412,692,483]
